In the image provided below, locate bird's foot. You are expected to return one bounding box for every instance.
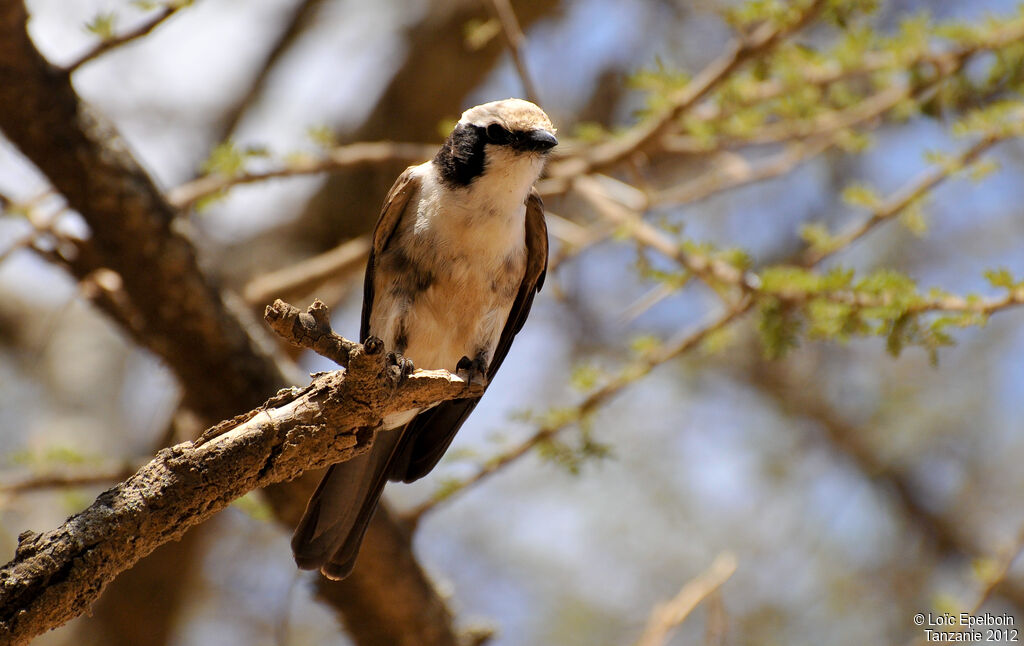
[363,335,385,355]
[456,355,488,388]
[386,350,415,385]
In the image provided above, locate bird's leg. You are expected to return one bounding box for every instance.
[456,354,488,388]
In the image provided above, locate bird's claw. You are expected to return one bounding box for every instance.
[456,355,488,388]
[363,336,385,355]
[386,350,415,384]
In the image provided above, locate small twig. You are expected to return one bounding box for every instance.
[487,0,540,104]
[575,174,759,293]
[65,4,187,73]
[0,192,68,265]
[634,552,738,646]
[167,142,436,210]
[264,299,362,368]
[800,134,1003,266]
[653,137,834,207]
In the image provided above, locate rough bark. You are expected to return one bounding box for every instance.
[0,301,480,646]
[81,526,207,646]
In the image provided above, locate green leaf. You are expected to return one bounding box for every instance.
[430,477,466,503]
[899,200,929,236]
[463,18,501,50]
[984,268,1017,290]
[306,125,337,149]
[201,141,246,177]
[967,158,1000,182]
[629,334,661,357]
[806,299,854,340]
[231,491,273,521]
[84,12,117,41]
[757,299,802,359]
[799,222,837,255]
[569,364,603,391]
[758,266,823,294]
[841,183,881,209]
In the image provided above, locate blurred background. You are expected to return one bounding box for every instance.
[2,0,1024,644]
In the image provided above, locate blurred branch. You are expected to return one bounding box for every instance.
[486,0,540,104]
[799,135,1002,266]
[404,303,747,523]
[743,29,1021,106]
[214,0,327,140]
[242,235,371,306]
[0,190,156,349]
[746,359,1024,610]
[652,136,835,207]
[548,0,825,179]
[579,134,1020,316]
[0,464,139,497]
[167,142,436,210]
[544,136,837,277]
[634,552,738,646]
[543,4,1023,188]
[903,527,1024,646]
[0,300,478,646]
[574,174,758,292]
[65,3,189,73]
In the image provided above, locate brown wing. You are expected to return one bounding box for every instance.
[485,188,548,379]
[360,166,421,341]
[388,188,549,483]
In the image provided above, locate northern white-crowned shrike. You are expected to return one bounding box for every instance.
[292,99,556,579]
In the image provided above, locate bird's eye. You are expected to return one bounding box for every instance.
[486,123,509,144]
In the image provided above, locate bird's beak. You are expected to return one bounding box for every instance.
[517,129,558,152]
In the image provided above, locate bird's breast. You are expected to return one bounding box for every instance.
[370,183,528,374]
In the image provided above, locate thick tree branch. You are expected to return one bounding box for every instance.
[0,2,285,422]
[0,301,479,646]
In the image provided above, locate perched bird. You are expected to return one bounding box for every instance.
[292,98,556,579]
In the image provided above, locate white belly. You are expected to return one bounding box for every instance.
[369,165,530,427]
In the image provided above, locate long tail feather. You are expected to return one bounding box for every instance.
[291,426,403,579]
